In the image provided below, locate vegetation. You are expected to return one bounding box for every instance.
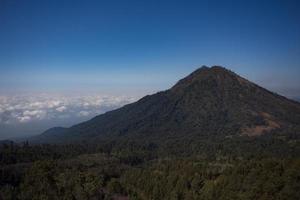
[1,135,300,199]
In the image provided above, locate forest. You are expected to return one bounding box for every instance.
[1,133,300,200]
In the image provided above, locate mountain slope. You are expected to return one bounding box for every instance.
[31,66,300,143]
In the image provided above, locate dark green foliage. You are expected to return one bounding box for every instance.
[0,141,111,166]
[1,140,300,200]
[107,178,123,194]
[122,159,300,200]
[20,161,59,200]
[1,152,129,200]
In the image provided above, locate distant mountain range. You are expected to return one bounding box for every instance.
[30,66,300,144]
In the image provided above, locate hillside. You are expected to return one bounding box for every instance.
[31,66,300,144]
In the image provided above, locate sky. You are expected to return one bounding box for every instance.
[0,0,300,139]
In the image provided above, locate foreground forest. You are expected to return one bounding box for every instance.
[1,133,300,200]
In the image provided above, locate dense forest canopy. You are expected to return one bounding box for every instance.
[1,132,300,200]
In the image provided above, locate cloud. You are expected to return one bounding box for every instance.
[18,116,31,123]
[23,110,46,116]
[56,106,67,112]
[0,93,139,124]
[78,111,90,117]
[22,110,47,121]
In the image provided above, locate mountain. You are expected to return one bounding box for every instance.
[31,66,300,144]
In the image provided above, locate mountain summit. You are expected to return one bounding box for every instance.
[32,66,300,143]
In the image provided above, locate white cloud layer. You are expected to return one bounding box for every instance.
[0,93,138,124]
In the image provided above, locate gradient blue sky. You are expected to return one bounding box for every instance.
[0,0,300,97]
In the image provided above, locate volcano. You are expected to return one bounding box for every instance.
[32,66,300,143]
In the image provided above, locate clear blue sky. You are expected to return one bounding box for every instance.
[0,0,300,97]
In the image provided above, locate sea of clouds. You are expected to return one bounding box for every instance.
[0,93,139,139]
[0,93,138,124]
